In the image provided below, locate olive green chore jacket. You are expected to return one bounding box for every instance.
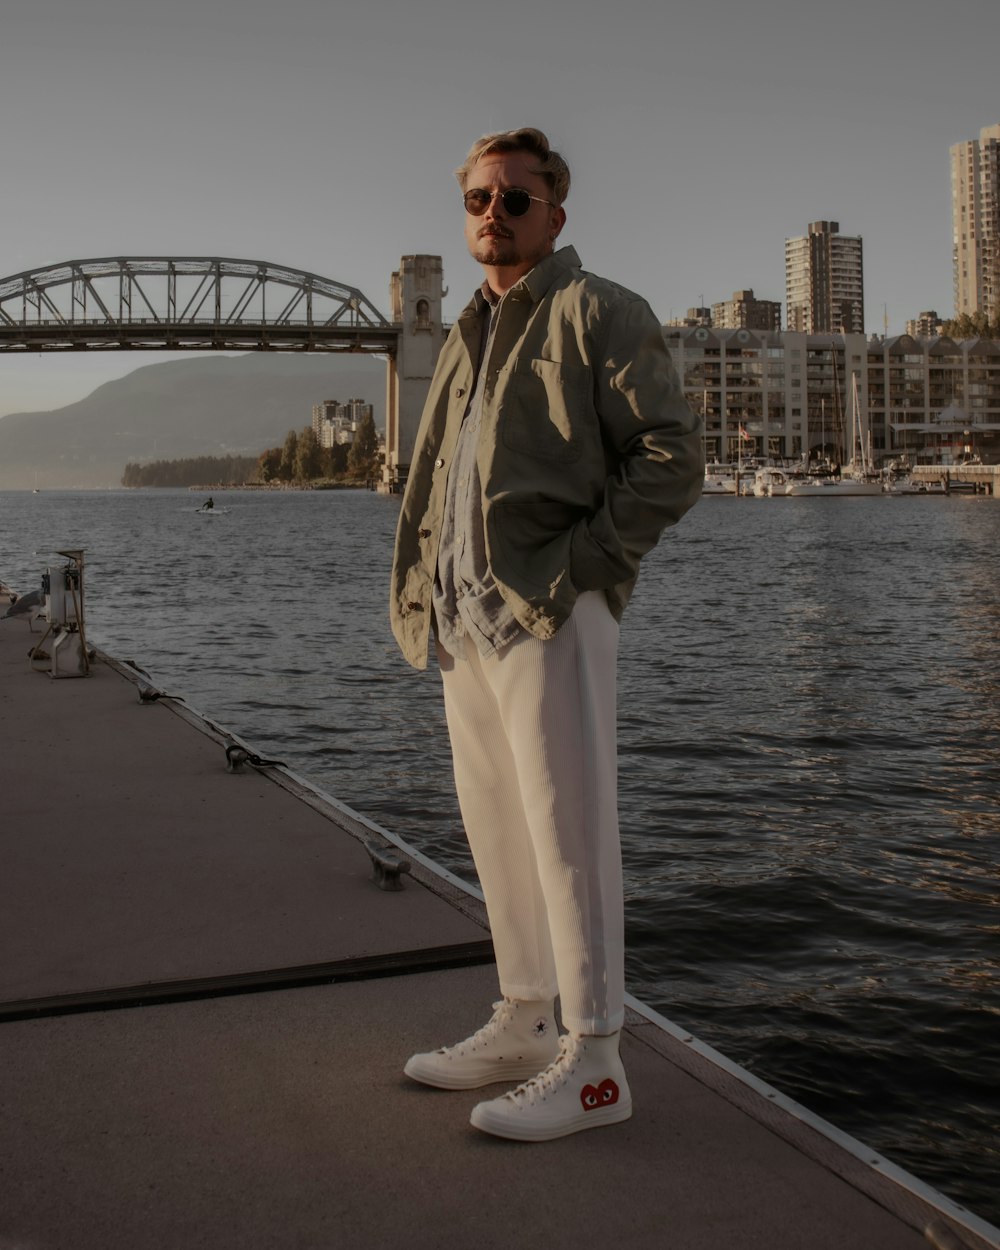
[389,246,704,671]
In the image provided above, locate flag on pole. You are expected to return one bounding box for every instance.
[739,424,752,442]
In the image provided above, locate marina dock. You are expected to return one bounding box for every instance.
[912,463,1000,493]
[2,587,998,1250]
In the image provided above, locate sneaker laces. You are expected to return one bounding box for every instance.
[439,1000,514,1057]
[502,1034,582,1107]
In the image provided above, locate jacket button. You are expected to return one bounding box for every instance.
[455,387,465,398]
[406,601,424,612]
[418,528,432,538]
[435,457,445,468]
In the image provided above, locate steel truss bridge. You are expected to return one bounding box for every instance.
[0,257,398,354]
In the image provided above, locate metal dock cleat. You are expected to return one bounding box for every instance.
[364,839,411,891]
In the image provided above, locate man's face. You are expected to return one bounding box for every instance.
[462,150,565,282]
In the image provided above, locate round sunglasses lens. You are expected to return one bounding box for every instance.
[464,190,491,215]
[501,190,531,216]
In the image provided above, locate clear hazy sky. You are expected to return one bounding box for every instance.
[1,0,997,418]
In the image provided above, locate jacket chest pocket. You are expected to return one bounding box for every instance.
[497,358,591,464]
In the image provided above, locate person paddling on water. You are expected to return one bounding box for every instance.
[202,497,214,511]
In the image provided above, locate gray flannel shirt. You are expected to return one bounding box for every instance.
[432,284,522,660]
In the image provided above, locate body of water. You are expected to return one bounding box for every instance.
[2,486,998,1226]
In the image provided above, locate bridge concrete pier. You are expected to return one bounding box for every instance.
[383,255,446,491]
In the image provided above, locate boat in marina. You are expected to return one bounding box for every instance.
[889,475,948,495]
[703,447,759,495]
[702,407,760,495]
[855,457,950,496]
[786,375,885,496]
[753,467,785,496]
[751,455,837,496]
[786,474,884,496]
[703,462,738,494]
[752,466,799,496]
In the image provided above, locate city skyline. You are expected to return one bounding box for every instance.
[1,0,998,418]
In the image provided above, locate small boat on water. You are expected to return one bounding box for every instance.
[878,458,947,495]
[752,466,804,496]
[703,462,738,495]
[889,476,948,495]
[703,454,761,494]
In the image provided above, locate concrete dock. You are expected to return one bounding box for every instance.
[2,586,998,1250]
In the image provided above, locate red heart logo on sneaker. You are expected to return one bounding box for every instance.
[580,1078,619,1111]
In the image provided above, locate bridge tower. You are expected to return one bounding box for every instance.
[384,255,446,488]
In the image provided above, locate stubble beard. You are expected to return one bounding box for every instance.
[471,230,551,271]
[472,235,519,268]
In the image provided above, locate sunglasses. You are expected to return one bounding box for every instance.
[463,187,556,217]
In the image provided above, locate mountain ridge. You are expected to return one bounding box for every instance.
[0,353,386,489]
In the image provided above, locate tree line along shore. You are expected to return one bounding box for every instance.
[121,415,381,490]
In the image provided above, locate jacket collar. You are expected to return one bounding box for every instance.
[515,245,582,304]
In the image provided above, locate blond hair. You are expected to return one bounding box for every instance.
[454,127,571,205]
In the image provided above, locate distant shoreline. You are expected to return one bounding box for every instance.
[186,481,372,492]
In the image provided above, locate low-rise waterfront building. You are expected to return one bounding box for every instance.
[664,326,1000,465]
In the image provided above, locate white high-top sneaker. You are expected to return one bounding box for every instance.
[469,1032,632,1141]
[404,998,559,1090]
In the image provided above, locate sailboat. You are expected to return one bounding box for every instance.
[787,374,883,496]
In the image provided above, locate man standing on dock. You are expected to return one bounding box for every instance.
[390,127,703,1141]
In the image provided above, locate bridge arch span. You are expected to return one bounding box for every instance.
[0,253,445,485]
[0,256,394,353]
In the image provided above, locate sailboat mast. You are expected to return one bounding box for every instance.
[830,339,846,467]
[821,398,826,463]
[851,371,857,471]
[852,373,866,473]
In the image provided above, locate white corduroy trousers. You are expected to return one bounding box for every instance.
[437,590,624,1035]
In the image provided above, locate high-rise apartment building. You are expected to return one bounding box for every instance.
[311,397,374,448]
[906,311,945,339]
[711,289,782,331]
[951,123,1000,321]
[785,221,864,334]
